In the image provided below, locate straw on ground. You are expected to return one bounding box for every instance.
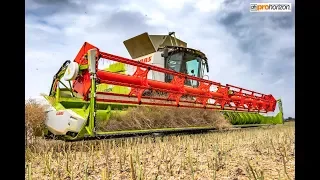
[25,122,294,180]
[25,98,294,179]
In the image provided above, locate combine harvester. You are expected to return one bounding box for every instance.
[43,32,283,141]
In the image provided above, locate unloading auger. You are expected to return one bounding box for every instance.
[43,32,283,140]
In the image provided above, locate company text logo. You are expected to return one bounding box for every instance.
[138,56,152,63]
[250,3,292,12]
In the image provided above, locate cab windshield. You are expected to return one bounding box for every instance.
[166,52,203,87]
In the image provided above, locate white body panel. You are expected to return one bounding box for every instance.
[45,109,86,135]
[127,52,165,82]
[33,96,86,136]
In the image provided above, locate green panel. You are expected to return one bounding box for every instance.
[239,112,249,124]
[97,62,130,94]
[250,113,258,124]
[97,84,110,92]
[232,112,240,125]
[69,108,89,119]
[234,112,240,124]
[105,62,126,73]
[221,109,283,126]
[255,114,263,124]
[225,111,237,124]
[234,112,243,124]
[260,112,283,124]
[252,113,260,124]
[111,86,130,94]
[246,113,255,124]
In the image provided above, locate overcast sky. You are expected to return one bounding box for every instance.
[25,0,295,118]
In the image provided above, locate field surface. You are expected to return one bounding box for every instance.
[25,122,295,180]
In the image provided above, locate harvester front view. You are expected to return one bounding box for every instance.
[43,32,283,140]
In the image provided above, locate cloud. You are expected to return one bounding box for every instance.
[91,10,155,36]
[26,0,295,118]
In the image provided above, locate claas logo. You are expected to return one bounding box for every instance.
[56,111,64,115]
[138,56,152,63]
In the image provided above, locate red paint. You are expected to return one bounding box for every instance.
[69,42,277,113]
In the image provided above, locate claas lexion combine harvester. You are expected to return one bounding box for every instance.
[43,32,284,141]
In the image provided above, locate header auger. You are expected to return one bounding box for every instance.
[43,32,283,141]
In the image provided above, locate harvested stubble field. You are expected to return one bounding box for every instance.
[25,122,294,180]
[25,99,295,180]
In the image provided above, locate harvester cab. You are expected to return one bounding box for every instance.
[42,32,284,141]
[123,32,209,88]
